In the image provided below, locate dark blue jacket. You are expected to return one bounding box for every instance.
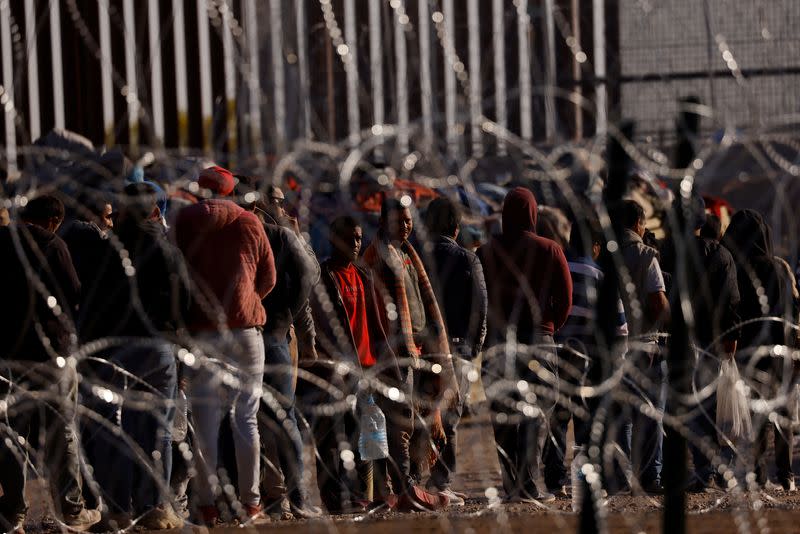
[423,236,487,358]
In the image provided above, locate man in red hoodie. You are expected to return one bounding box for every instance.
[477,187,572,504]
[175,180,276,525]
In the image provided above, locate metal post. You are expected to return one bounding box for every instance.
[24,0,40,141]
[221,0,237,166]
[394,2,409,155]
[467,0,482,158]
[50,0,65,130]
[197,0,213,155]
[492,0,507,155]
[122,0,139,155]
[344,0,360,146]
[544,0,557,142]
[571,0,583,140]
[148,0,165,145]
[418,0,433,148]
[1,0,17,177]
[245,0,262,155]
[173,0,189,150]
[98,0,114,146]
[592,0,607,136]
[443,0,457,160]
[295,0,311,140]
[517,0,532,141]
[369,0,384,155]
[270,0,286,154]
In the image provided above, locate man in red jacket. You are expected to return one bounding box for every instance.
[477,187,572,504]
[175,194,276,525]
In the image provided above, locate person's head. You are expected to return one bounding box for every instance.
[22,194,65,233]
[120,182,162,224]
[616,199,646,237]
[264,185,287,219]
[501,187,538,239]
[537,206,571,250]
[0,207,9,227]
[700,214,722,241]
[380,197,413,243]
[198,166,235,197]
[329,215,362,265]
[424,196,461,239]
[98,202,114,232]
[569,215,603,260]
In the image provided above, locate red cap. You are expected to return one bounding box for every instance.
[198,166,235,196]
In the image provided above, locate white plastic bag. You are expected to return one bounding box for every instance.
[716,358,753,439]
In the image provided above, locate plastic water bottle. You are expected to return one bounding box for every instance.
[172,390,189,443]
[358,395,389,461]
[571,445,587,512]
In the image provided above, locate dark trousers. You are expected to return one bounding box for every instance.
[482,336,556,499]
[260,335,304,506]
[755,412,794,485]
[0,362,84,525]
[85,343,177,514]
[542,398,593,490]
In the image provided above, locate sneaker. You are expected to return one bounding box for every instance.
[91,512,131,532]
[438,488,466,506]
[138,506,184,530]
[197,505,219,527]
[239,503,269,525]
[2,511,26,534]
[289,502,323,519]
[367,494,399,512]
[262,498,294,521]
[64,508,101,532]
[504,491,556,504]
[641,481,664,495]
[548,485,570,499]
[781,479,797,493]
[396,485,449,512]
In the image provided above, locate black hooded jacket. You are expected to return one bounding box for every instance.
[0,224,80,361]
[723,209,798,352]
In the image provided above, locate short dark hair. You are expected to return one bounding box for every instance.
[123,182,159,221]
[22,194,65,223]
[615,199,645,230]
[380,197,407,222]
[329,215,360,239]
[569,215,603,257]
[424,197,461,237]
[700,214,722,241]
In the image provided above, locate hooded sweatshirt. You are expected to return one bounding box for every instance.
[723,209,796,351]
[477,187,572,343]
[175,199,276,331]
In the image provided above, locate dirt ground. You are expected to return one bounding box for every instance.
[19,416,800,533]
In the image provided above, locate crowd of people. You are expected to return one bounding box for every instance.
[0,163,797,533]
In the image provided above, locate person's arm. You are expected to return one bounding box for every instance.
[469,251,488,358]
[254,221,277,300]
[552,246,573,331]
[284,230,316,318]
[645,257,670,327]
[51,239,81,312]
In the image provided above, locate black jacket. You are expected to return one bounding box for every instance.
[73,218,190,341]
[0,224,80,361]
[423,236,487,358]
[262,222,318,338]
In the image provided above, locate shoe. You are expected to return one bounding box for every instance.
[197,505,219,527]
[2,511,25,534]
[781,479,797,493]
[327,501,367,515]
[64,508,101,532]
[138,506,184,530]
[641,481,664,495]
[504,491,556,504]
[438,488,466,506]
[91,512,131,532]
[396,486,449,512]
[548,485,570,499]
[289,502,323,519]
[367,494,399,512]
[262,497,293,521]
[239,503,269,525]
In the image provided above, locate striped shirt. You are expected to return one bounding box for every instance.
[555,257,628,351]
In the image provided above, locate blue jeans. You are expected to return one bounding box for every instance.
[621,348,665,487]
[260,335,305,506]
[88,343,177,514]
[188,328,265,507]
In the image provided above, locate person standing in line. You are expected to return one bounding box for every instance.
[362,197,454,512]
[79,183,189,530]
[304,216,405,513]
[544,214,628,496]
[0,195,100,533]
[174,166,276,526]
[420,197,488,506]
[723,209,798,492]
[613,199,670,494]
[477,187,572,504]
